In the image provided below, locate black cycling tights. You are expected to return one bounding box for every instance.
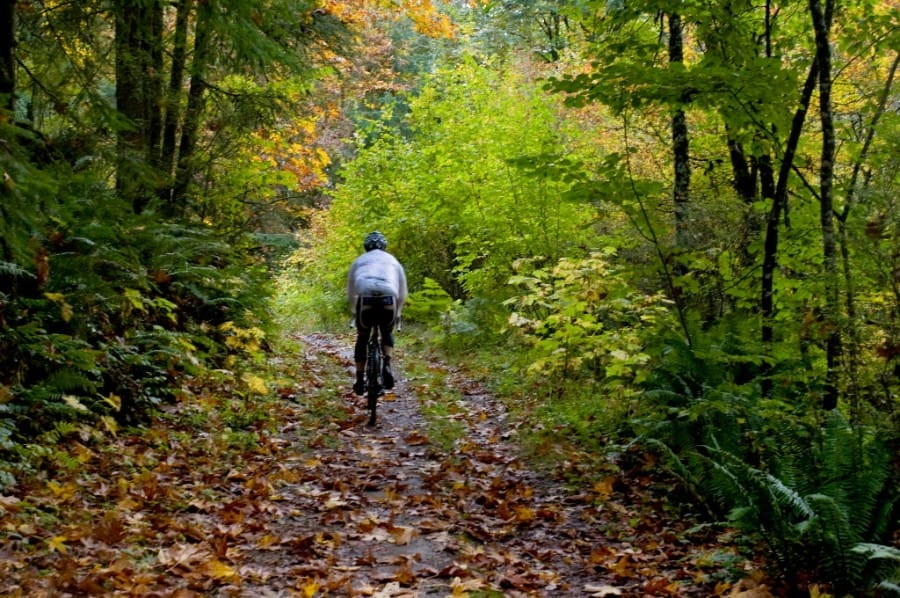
[354,306,395,363]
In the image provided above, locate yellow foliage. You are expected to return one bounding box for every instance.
[219,322,266,355]
[46,535,68,554]
[241,373,269,395]
[44,292,74,322]
[102,393,122,412]
[203,558,238,580]
[100,415,119,437]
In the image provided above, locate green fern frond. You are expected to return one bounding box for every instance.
[0,260,34,279]
[806,493,867,591]
[853,544,900,596]
[852,543,900,562]
[38,421,82,445]
[45,368,98,394]
[706,447,815,520]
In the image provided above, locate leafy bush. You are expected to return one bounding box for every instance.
[0,178,274,485]
[506,250,675,400]
[281,55,598,337]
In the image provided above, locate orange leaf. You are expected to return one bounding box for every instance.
[592,476,617,498]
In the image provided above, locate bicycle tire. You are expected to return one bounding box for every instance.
[365,327,382,426]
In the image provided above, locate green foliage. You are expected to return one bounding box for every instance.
[0,163,274,470]
[277,55,597,337]
[646,409,898,595]
[506,250,675,396]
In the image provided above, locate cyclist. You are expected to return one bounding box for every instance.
[346,231,408,396]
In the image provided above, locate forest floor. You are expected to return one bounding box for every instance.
[0,332,772,597]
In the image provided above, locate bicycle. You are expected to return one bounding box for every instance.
[364,324,383,427]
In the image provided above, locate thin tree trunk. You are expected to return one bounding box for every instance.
[0,0,14,112]
[810,0,841,410]
[159,0,194,205]
[760,59,819,398]
[727,136,756,203]
[837,52,899,418]
[0,0,15,272]
[171,0,212,215]
[669,13,691,253]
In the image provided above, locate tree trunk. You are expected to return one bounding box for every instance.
[760,59,819,398]
[159,0,194,205]
[838,53,898,419]
[0,0,14,112]
[114,0,145,211]
[114,0,165,214]
[727,136,756,203]
[810,0,841,410]
[669,13,691,254]
[145,2,164,170]
[171,0,212,215]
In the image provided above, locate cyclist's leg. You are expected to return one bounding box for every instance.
[353,301,372,395]
[378,305,397,388]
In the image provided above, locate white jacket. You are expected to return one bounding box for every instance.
[346,249,407,315]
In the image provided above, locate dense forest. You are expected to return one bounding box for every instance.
[1,0,898,595]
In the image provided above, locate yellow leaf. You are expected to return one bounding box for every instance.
[513,505,535,523]
[100,415,118,437]
[809,585,833,598]
[47,481,78,500]
[102,393,122,411]
[301,579,320,597]
[610,554,634,578]
[256,534,280,549]
[60,302,74,322]
[62,395,89,412]
[204,558,238,580]
[47,535,68,553]
[592,476,616,498]
[123,288,145,311]
[241,373,269,395]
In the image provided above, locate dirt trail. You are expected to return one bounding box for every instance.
[233,333,728,597]
[0,332,754,597]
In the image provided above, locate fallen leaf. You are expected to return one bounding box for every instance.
[389,525,417,545]
[47,535,68,553]
[584,583,623,596]
[203,558,238,580]
[592,476,617,498]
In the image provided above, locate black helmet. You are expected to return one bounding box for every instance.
[364,231,388,251]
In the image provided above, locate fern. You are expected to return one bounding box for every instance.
[806,493,867,592]
[0,260,33,279]
[689,418,898,594]
[852,544,900,596]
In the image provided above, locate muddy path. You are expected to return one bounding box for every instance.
[233,333,738,597]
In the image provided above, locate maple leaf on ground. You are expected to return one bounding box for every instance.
[585,583,624,596]
[158,543,208,570]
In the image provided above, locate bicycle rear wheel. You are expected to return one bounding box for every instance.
[365,328,382,426]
